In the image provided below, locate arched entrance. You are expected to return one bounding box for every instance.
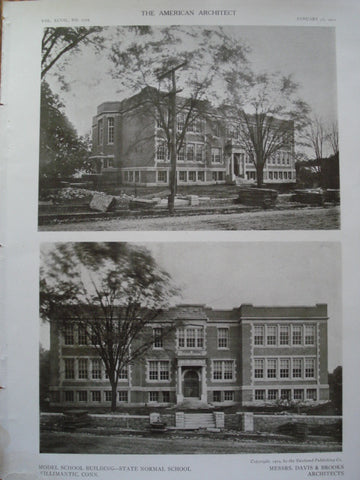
[183,370,200,398]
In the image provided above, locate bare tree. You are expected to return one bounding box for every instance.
[40,243,178,411]
[224,71,310,187]
[327,121,339,156]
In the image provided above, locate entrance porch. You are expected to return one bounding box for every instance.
[176,359,207,404]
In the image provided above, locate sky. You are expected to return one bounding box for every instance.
[41,242,342,370]
[45,25,337,157]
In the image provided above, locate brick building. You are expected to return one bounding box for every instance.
[48,303,329,408]
[90,88,296,186]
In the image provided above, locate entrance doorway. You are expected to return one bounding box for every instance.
[183,370,200,398]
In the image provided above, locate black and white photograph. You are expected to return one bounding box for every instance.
[38,25,340,231]
[40,242,342,454]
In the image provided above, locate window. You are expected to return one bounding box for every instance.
[306,389,317,401]
[162,391,170,403]
[274,171,278,180]
[305,325,316,345]
[149,391,159,402]
[196,144,203,162]
[284,171,288,180]
[78,359,88,379]
[148,361,170,381]
[179,171,187,182]
[211,148,221,163]
[177,114,185,132]
[64,359,75,379]
[279,326,290,345]
[267,389,278,401]
[224,391,234,401]
[281,389,291,400]
[254,326,264,345]
[293,389,304,401]
[188,171,196,182]
[279,171,283,179]
[267,359,277,378]
[107,117,114,144]
[92,391,101,402]
[156,143,166,161]
[78,326,87,345]
[119,366,128,380]
[64,325,74,345]
[135,171,140,183]
[98,118,103,145]
[118,391,128,402]
[177,327,204,349]
[153,328,163,349]
[254,359,264,378]
[213,391,221,402]
[213,360,234,381]
[266,326,277,345]
[197,171,205,182]
[292,326,302,345]
[91,327,98,346]
[212,171,218,181]
[194,118,203,133]
[186,144,195,161]
[292,358,302,378]
[178,146,185,162]
[269,172,273,180]
[218,172,224,181]
[280,358,290,378]
[78,391,87,402]
[305,358,315,378]
[158,171,167,183]
[288,172,292,179]
[218,328,229,349]
[255,390,265,400]
[91,359,102,379]
[65,391,74,402]
[104,391,112,402]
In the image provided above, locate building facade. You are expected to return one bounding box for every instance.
[90,88,296,186]
[48,303,329,408]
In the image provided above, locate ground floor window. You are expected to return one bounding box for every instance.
[281,389,291,400]
[293,389,304,400]
[213,391,222,402]
[149,391,159,402]
[78,391,87,402]
[118,391,128,402]
[255,390,265,400]
[189,171,196,182]
[135,171,140,183]
[224,391,234,401]
[179,171,187,182]
[65,391,74,402]
[158,171,168,183]
[267,389,278,401]
[306,389,317,401]
[197,171,205,181]
[91,391,101,402]
[104,391,112,402]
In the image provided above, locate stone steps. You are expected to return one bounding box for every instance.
[183,413,216,429]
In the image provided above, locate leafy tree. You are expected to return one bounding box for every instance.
[41,27,104,79]
[39,82,92,186]
[40,243,178,411]
[109,26,250,212]
[39,346,51,409]
[328,365,342,414]
[224,71,310,187]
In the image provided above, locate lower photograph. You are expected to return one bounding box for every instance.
[39,241,342,454]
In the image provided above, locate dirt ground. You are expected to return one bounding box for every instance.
[40,206,340,231]
[40,431,342,455]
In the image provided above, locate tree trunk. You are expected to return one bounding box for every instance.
[110,381,117,412]
[256,163,264,188]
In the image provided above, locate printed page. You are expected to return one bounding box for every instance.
[0,0,359,479]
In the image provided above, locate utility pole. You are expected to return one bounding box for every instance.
[157,62,186,214]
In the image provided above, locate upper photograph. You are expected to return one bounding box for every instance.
[38,26,339,231]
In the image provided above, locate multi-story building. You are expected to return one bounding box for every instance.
[48,303,329,408]
[90,88,296,186]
